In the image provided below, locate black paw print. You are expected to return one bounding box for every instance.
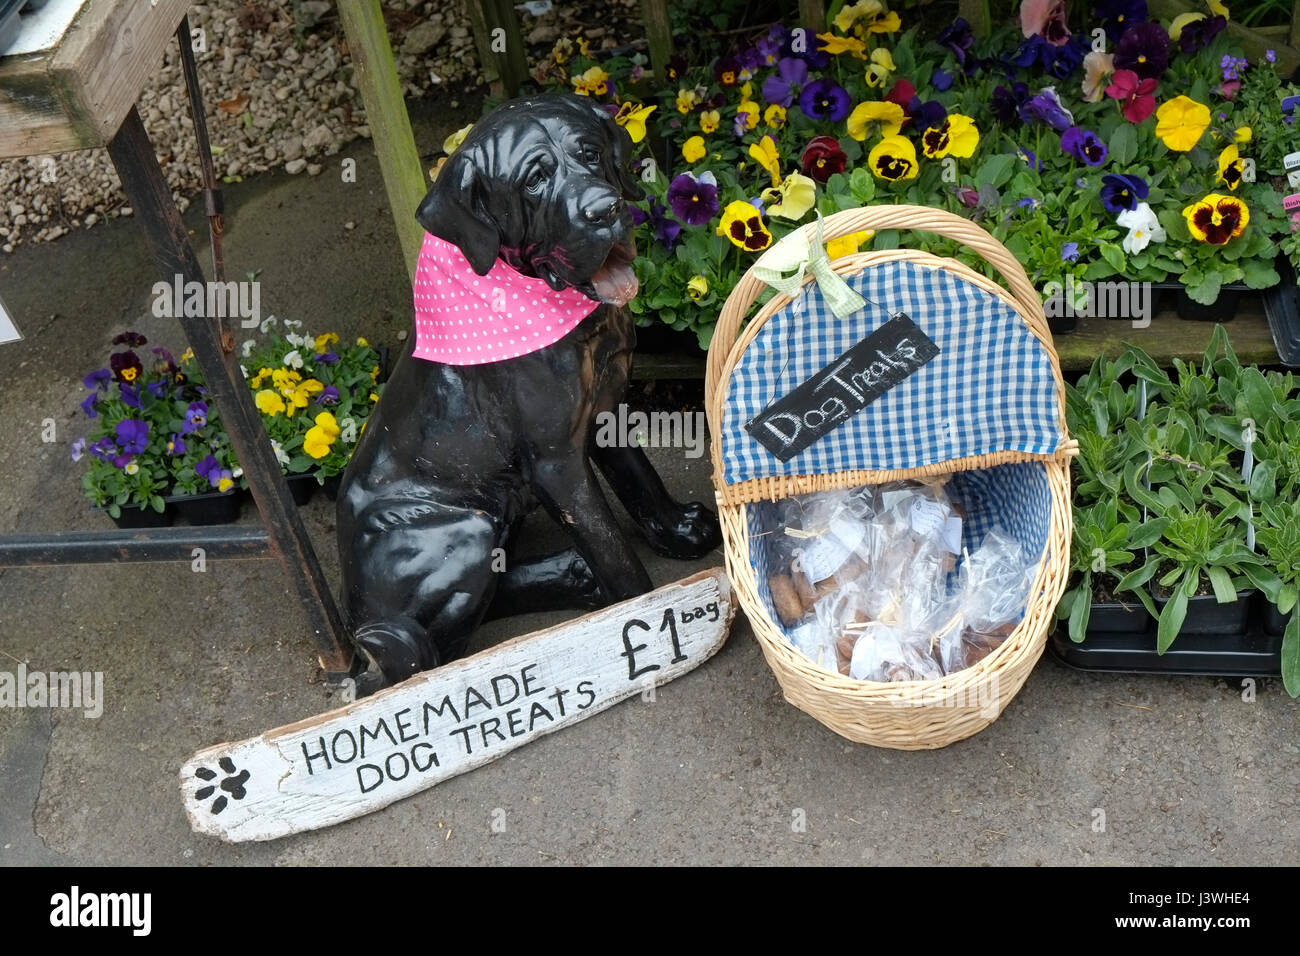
[194,756,251,815]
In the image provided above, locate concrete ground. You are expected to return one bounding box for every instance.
[2,102,1298,868]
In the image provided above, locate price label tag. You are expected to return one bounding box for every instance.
[1285,150,1300,172]
[0,292,22,345]
[1285,194,1300,212]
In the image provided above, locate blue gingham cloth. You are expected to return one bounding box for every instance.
[721,259,1064,485]
[749,462,1053,638]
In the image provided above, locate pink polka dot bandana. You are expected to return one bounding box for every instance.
[411,233,599,365]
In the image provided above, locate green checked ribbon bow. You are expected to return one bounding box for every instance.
[750,213,866,318]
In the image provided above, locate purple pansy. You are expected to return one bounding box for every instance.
[315,352,339,364]
[120,384,141,410]
[111,331,147,347]
[318,386,340,406]
[1061,242,1080,262]
[1020,88,1074,131]
[1014,33,1090,78]
[992,83,1030,125]
[70,437,87,462]
[89,437,116,461]
[1062,126,1107,165]
[1100,173,1149,213]
[1094,0,1147,42]
[1177,14,1224,53]
[1113,21,1168,80]
[799,79,851,121]
[83,368,111,391]
[756,25,787,67]
[183,401,209,434]
[115,419,150,456]
[80,393,99,418]
[909,97,948,132]
[195,455,231,490]
[931,68,953,91]
[166,433,186,456]
[1018,148,1043,170]
[147,380,168,398]
[631,198,682,251]
[762,57,808,107]
[667,172,719,226]
[937,18,977,74]
[784,32,829,69]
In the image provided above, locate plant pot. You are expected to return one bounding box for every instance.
[1153,589,1252,637]
[97,501,174,529]
[1263,599,1291,638]
[631,322,701,355]
[1086,598,1151,636]
[1262,258,1300,367]
[166,489,244,525]
[1150,281,1249,323]
[1047,313,1077,335]
[321,474,341,501]
[286,474,318,505]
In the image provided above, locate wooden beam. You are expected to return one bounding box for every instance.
[958,0,991,37]
[640,0,673,86]
[466,0,529,99]
[798,0,826,35]
[336,0,427,281]
[1291,1,1300,52]
[1053,308,1280,371]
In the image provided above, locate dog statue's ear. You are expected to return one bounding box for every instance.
[414,149,501,275]
[576,97,644,202]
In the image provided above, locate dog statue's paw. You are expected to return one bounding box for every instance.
[352,616,440,696]
[640,501,723,560]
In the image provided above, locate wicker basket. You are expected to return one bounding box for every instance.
[705,205,1076,750]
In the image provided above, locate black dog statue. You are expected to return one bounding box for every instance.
[338,94,722,694]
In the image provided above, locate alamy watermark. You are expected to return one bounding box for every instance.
[152,273,261,328]
[1043,276,1153,329]
[593,404,707,459]
[0,664,103,718]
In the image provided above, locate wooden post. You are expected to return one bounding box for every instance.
[1291,1,1300,53]
[798,0,826,34]
[640,0,673,85]
[959,0,991,36]
[336,0,428,280]
[466,0,529,99]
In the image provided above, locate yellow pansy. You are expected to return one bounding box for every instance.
[572,66,609,96]
[284,378,325,417]
[846,100,904,141]
[1167,12,1204,42]
[614,102,656,143]
[735,100,759,133]
[764,104,787,129]
[864,48,895,88]
[442,125,473,154]
[371,365,381,384]
[217,475,234,493]
[676,88,700,113]
[314,332,339,352]
[272,367,302,392]
[304,412,341,459]
[682,136,706,163]
[180,348,195,363]
[700,109,720,134]
[255,389,286,416]
[686,276,709,301]
[716,200,773,251]
[868,135,919,181]
[922,114,980,159]
[834,0,880,33]
[1183,193,1248,245]
[1234,126,1252,144]
[1216,144,1244,190]
[827,230,874,259]
[761,172,817,221]
[1155,96,1211,152]
[818,32,867,58]
[369,392,379,403]
[748,135,782,186]
[356,336,369,346]
[1207,0,1229,17]
[250,367,272,388]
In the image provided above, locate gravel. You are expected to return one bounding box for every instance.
[0,0,644,253]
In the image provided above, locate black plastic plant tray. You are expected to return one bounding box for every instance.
[0,0,24,55]
[1262,261,1300,367]
[1049,605,1282,677]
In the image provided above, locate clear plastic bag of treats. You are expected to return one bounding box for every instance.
[933,527,1039,674]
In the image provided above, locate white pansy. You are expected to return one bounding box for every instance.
[1116,202,1165,255]
[283,349,304,369]
[259,315,278,333]
[241,339,256,358]
[124,461,139,475]
[271,439,290,466]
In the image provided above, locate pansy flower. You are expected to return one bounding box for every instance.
[571,66,609,97]
[110,350,143,384]
[761,172,816,221]
[1182,194,1248,245]
[1081,51,1114,102]
[1216,145,1245,191]
[864,48,896,88]
[89,437,116,462]
[835,0,901,35]
[756,25,786,66]
[1061,126,1107,165]
[762,58,808,108]
[937,18,977,73]
[908,97,948,133]
[1020,87,1074,131]
[120,384,141,410]
[801,136,848,182]
[714,55,742,87]
[1174,14,1225,54]
[1117,202,1166,253]
[318,385,341,406]
[764,104,787,129]
[111,331,147,347]
[630,198,682,251]
[748,136,782,186]
[664,54,688,84]
[1020,0,1071,46]
[686,276,709,301]
[315,352,339,364]
[667,172,720,225]
[818,33,867,59]
[1113,21,1168,80]
[614,102,655,143]
[921,114,979,159]
[115,419,149,456]
[868,135,919,181]
[1061,242,1080,262]
[1154,95,1210,151]
[883,79,916,112]
[676,88,701,113]
[682,136,706,163]
[183,401,209,434]
[716,200,772,252]
[846,100,904,141]
[1100,174,1149,213]
[196,454,235,492]
[304,412,342,460]
[699,109,720,134]
[1105,68,1156,122]
[255,389,286,416]
[931,69,953,92]
[799,79,851,122]
[80,393,99,418]
[826,230,873,259]
[1095,0,1147,42]
[83,368,111,391]
[733,101,759,136]
[166,433,186,456]
[70,437,86,462]
[1014,33,1089,78]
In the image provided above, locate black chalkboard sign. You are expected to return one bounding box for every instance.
[744,313,939,461]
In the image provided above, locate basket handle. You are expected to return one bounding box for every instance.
[704,205,1049,409]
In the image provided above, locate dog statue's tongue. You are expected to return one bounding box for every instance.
[591,242,639,306]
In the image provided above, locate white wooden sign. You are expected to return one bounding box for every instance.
[181,568,734,842]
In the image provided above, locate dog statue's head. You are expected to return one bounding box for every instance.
[415,93,645,306]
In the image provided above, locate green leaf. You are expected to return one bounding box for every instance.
[1099,242,1126,274]
[1249,459,1276,502]
[1283,613,1300,698]
[1128,517,1171,549]
[1242,258,1280,290]
[1206,566,1237,603]
[1183,270,1222,306]
[1068,587,1091,643]
[1109,123,1137,166]
[1156,586,1189,654]
[974,153,1016,191]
